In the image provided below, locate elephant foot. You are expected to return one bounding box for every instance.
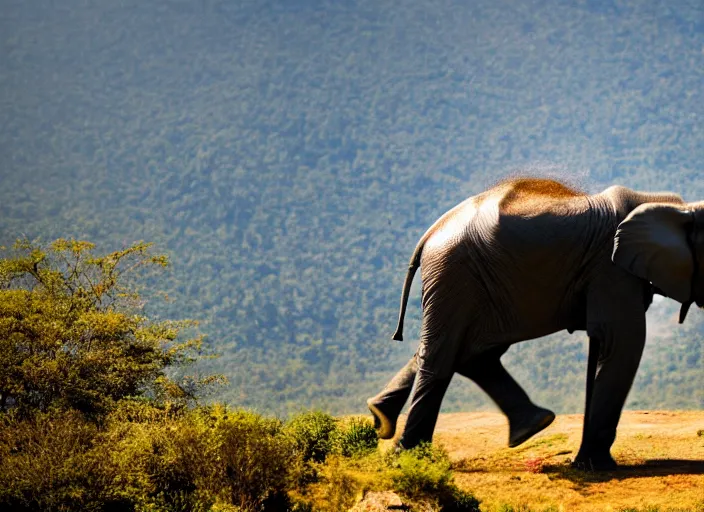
[367,398,397,440]
[508,406,555,448]
[571,452,618,472]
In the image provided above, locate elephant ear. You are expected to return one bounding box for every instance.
[612,203,693,304]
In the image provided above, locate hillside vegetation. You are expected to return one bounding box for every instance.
[1,0,703,414]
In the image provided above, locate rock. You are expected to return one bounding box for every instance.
[348,491,410,511]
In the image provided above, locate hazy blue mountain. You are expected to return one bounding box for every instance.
[1,0,702,414]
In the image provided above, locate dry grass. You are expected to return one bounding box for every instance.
[382,411,704,512]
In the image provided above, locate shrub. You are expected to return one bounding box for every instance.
[0,403,308,512]
[391,443,453,498]
[0,410,129,512]
[0,240,303,512]
[285,410,340,463]
[336,416,378,457]
[315,456,359,512]
[0,239,223,420]
[389,443,480,512]
[104,404,218,512]
[215,408,298,511]
[103,404,301,512]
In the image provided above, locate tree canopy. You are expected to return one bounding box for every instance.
[0,239,222,419]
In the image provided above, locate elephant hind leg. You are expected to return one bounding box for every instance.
[458,349,555,448]
[367,355,419,439]
[398,366,453,449]
[396,293,469,448]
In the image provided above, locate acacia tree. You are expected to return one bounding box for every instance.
[0,238,222,419]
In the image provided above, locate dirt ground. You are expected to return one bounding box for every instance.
[390,410,704,511]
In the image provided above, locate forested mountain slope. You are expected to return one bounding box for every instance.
[1,0,702,414]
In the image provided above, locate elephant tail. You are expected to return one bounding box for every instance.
[391,238,426,342]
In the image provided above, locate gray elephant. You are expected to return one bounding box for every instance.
[368,177,702,471]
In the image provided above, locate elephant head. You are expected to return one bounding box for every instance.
[612,202,704,323]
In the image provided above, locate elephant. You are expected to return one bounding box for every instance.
[367,177,702,471]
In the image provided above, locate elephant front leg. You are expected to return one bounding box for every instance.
[574,306,646,470]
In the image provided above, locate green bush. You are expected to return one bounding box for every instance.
[0,239,223,421]
[0,403,306,512]
[285,410,339,463]
[0,410,131,512]
[336,416,378,457]
[391,443,453,498]
[314,456,359,512]
[104,404,300,511]
[104,404,218,512]
[0,402,218,512]
[214,408,298,511]
[389,443,480,512]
